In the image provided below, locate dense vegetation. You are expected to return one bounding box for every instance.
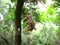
[0,0,60,45]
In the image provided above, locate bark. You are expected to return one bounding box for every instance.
[15,0,24,45]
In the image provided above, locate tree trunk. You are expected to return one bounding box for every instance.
[15,0,24,45]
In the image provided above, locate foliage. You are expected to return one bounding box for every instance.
[0,0,16,45]
[21,0,60,45]
[0,0,60,45]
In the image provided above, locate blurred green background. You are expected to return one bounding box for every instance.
[0,0,60,45]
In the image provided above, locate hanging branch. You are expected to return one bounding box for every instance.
[1,36,9,45]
